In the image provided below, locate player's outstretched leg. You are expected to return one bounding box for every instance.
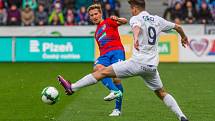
[57,66,120,101]
[155,88,189,121]
[57,73,120,100]
[57,74,98,95]
[57,75,73,95]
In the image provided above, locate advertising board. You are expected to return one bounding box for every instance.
[15,37,94,62]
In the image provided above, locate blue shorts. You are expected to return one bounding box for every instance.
[95,50,125,67]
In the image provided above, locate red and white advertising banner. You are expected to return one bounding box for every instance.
[179,35,215,62]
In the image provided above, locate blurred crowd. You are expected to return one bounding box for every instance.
[163,0,215,24]
[1,0,214,26]
[0,0,121,26]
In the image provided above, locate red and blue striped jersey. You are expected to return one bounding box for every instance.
[95,18,124,56]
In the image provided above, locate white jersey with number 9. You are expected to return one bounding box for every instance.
[129,11,175,66]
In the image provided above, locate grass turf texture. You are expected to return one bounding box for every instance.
[0,63,214,121]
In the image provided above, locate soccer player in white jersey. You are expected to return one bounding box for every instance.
[57,0,189,120]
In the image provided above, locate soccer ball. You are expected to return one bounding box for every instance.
[41,86,59,105]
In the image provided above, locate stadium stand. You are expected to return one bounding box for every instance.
[0,0,214,26]
[0,0,122,26]
[163,0,215,24]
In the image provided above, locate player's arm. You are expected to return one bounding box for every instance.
[130,16,141,51]
[159,16,188,48]
[110,16,128,25]
[132,25,141,51]
[173,24,188,48]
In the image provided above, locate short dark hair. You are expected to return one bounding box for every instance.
[128,0,145,9]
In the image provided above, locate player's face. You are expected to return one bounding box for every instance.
[89,9,102,25]
[130,6,137,16]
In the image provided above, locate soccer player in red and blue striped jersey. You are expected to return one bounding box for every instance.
[88,3,127,116]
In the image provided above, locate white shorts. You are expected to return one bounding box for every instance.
[112,59,163,91]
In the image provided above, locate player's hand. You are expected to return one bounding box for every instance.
[110,15,119,21]
[134,40,139,51]
[181,36,188,48]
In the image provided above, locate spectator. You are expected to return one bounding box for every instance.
[103,2,115,19]
[163,7,173,21]
[107,0,116,10]
[50,0,63,13]
[37,0,51,12]
[35,4,48,26]
[76,6,88,25]
[184,0,197,24]
[65,10,75,26]
[48,2,64,25]
[114,0,121,17]
[0,0,6,8]
[0,0,122,26]
[65,8,75,26]
[7,0,22,8]
[183,0,197,8]
[197,0,210,9]
[198,2,213,24]
[50,14,61,25]
[7,4,21,25]
[0,7,7,25]
[171,2,184,23]
[102,0,121,17]
[66,8,74,17]
[53,0,64,8]
[167,0,184,8]
[22,0,37,10]
[21,5,35,26]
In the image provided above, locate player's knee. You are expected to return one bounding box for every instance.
[94,65,105,72]
[155,88,167,100]
[99,67,109,76]
[98,66,116,78]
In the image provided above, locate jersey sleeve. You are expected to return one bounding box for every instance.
[107,18,118,28]
[157,16,175,32]
[129,16,141,28]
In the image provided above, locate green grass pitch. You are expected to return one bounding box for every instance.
[0,63,214,121]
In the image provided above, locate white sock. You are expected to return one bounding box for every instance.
[163,94,186,120]
[72,74,98,91]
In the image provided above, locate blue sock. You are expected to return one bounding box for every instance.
[115,83,124,111]
[101,78,119,91]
